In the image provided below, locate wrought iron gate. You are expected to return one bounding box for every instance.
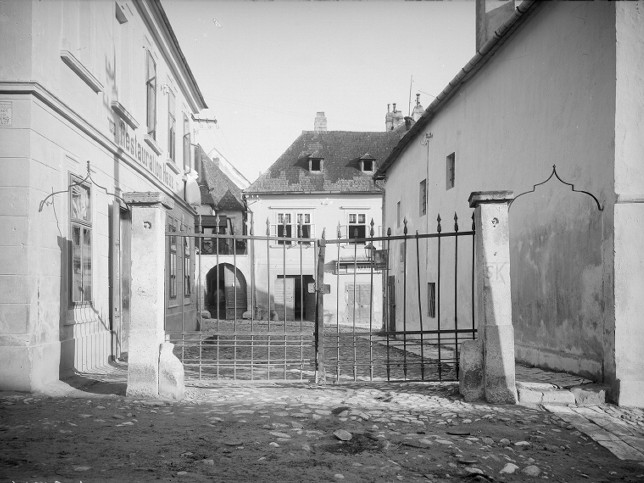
[164,213,476,384]
[165,221,316,383]
[319,214,476,383]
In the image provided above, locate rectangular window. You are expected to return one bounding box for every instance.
[310,159,321,172]
[183,114,190,171]
[446,152,455,190]
[183,237,191,297]
[396,201,401,228]
[277,213,292,245]
[168,223,177,299]
[146,50,157,139]
[167,89,176,161]
[362,159,374,172]
[348,213,367,243]
[419,179,427,216]
[70,179,92,304]
[296,213,312,245]
[428,282,436,318]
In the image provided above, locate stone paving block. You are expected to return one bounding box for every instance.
[595,439,644,461]
[571,385,606,405]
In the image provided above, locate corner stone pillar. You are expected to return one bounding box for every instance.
[123,192,174,398]
[461,191,517,404]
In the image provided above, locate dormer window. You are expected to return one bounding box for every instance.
[308,153,323,172]
[360,153,376,172]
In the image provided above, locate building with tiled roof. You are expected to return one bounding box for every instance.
[244,111,411,325]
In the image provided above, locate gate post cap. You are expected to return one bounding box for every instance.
[123,191,174,210]
[468,191,514,208]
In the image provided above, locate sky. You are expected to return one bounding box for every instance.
[162,0,476,185]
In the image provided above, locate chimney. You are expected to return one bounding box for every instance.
[392,103,404,130]
[412,93,424,122]
[314,112,327,132]
[476,0,517,51]
[385,104,394,131]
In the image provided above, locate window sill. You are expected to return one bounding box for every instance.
[111,101,139,129]
[60,50,104,93]
[144,135,162,155]
[165,160,181,174]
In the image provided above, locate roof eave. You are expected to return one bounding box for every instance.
[373,0,540,180]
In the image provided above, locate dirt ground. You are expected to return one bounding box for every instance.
[1,381,644,483]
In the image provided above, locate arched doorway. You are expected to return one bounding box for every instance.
[206,264,247,319]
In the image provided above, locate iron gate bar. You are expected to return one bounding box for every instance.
[416,230,425,380]
[437,215,442,380]
[386,227,392,381]
[403,219,408,379]
[454,213,459,376]
[369,220,375,381]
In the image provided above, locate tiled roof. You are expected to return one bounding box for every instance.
[245,128,407,194]
[196,147,245,211]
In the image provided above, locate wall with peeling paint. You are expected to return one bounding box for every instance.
[383,2,618,382]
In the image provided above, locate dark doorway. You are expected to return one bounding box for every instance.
[206,264,247,319]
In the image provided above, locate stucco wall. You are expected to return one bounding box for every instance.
[613,1,644,404]
[248,193,384,326]
[383,1,616,380]
[0,0,203,390]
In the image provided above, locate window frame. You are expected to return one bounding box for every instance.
[183,113,190,171]
[347,212,367,244]
[69,175,92,305]
[419,179,427,216]
[272,211,315,246]
[183,236,191,298]
[145,50,157,140]
[446,152,455,190]
[168,222,177,299]
[167,88,176,162]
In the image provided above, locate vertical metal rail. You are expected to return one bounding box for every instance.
[234,230,239,380]
[385,227,392,381]
[266,218,271,380]
[299,221,304,380]
[352,228,358,381]
[436,214,442,380]
[416,230,425,380]
[368,220,375,381]
[335,223,341,381]
[250,223,255,381]
[471,213,476,339]
[282,217,287,379]
[215,217,221,379]
[402,219,408,380]
[454,213,459,376]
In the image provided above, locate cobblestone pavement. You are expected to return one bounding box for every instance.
[2,365,644,482]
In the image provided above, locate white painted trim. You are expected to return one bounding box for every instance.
[60,50,104,93]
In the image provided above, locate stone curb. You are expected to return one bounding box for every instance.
[516,381,607,407]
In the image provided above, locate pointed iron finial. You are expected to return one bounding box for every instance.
[471,212,475,232]
[337,221,342,238]
[454,212,459,232]
[437,214,442,233]
[370,218,375,238]
[266,217,270,236]
[387,227,392,237]
[403,218,408,235]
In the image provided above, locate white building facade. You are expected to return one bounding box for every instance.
[0,0,207,391]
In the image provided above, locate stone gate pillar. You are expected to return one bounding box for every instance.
[123,192,183,399]
[460,191,517,404]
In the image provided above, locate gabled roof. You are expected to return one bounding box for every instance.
[245,127,407,194]
[374,0,539,179]
[196,147,245,211]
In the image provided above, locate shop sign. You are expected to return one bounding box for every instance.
[109,118,177,191]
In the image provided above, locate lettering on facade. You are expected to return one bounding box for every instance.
[0,102,12,127]
[109,118,177,191]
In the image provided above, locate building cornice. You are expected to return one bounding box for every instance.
[0,81,194,213]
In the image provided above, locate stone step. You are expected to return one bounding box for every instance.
[517,381,607,406]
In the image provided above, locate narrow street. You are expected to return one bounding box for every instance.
[2,371,643,482]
